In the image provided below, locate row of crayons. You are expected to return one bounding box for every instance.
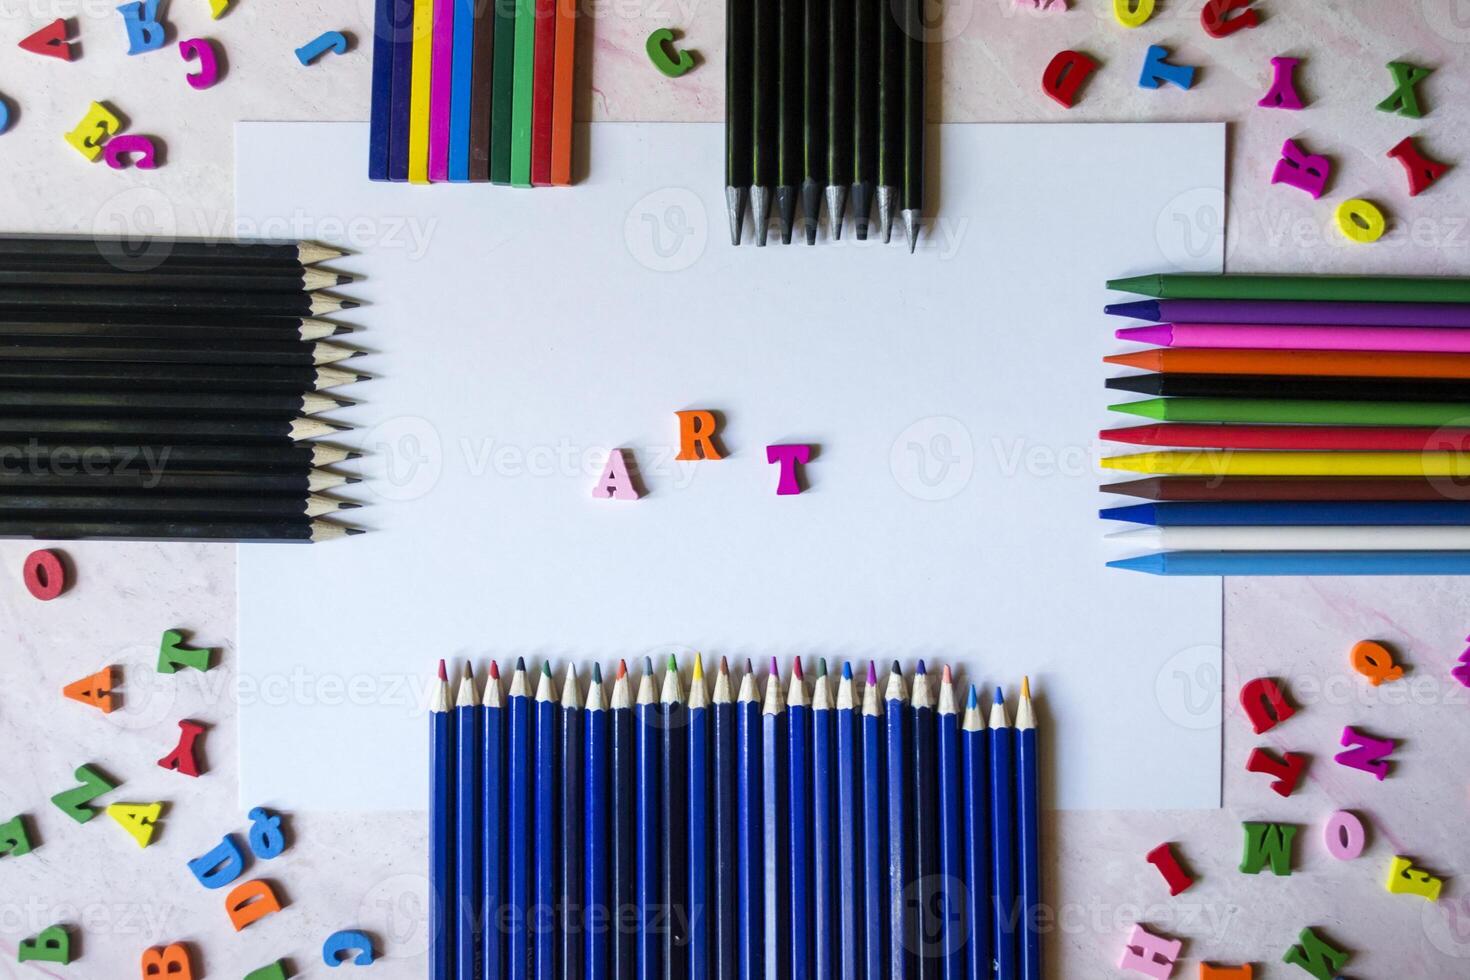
[724,0,926,249]
[0,236,367,542]
[429,656,1043,980]
[1103,272,1470,575]
[368,0,577,185]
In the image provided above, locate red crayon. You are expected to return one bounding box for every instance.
[530,0,557,186]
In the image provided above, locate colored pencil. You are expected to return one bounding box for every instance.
[611,663,638,980]
[663,656,690,980]
[370,0,397,181]
[934,668,963,980]
[636,660,664,980]
[810,662,835,980]
[859,663,886,980]
[1108,373,1470,403]
[549,0,577,185]
[775,0,803,243]
[800,0,829,244]
[1111,525,1470,551]
[0,268,353,292]
[0,362,363,392]
[1109,273,1470,304]
[1117,323,1470,355]
[0,442,355,469]
[510,0,538,186]
[530,0,557,186]
[762,658,789,980]
[883,662,910,980]
[385,0,415,184]
[0,492,355,520]
[689,658,711,980]
[1102,476,1464,502]
[850,0,877,239]
[833,664,861,980]
[875,0,901,243]
[1101,501,1470,526]
[448,0,478,180]
[1106,298,1470,327]
[1109,550,1470,575]
[468,0,496,179]
[0,417,344,444]
[508,659,533,980]
[989,688,1015,980]
[1108,346,1470,379]
[431,661,455,980]
[1102,451,1470,478]
[484,663,506,980]
[428,0,456,180]
[1111,397,1470,427]
[0,338,359,366]
[1015,679,1040,980]
[898,0,923,253]
[490,0,517,183]
[823,0,851,238]
[458,664,483,980]
[585,665,610,980]
[408,0,435,183]
[1101,424,1470,452]
[0,468,356,494]
[787,660,811,980]
[959,686,988,980]
[0,288,355,317]
[910,663,938,980]
[561,666,584,980]
[534,663,561,980]
[750,0,778,243]
[736,662,765,980]
[712,660,739,980]
[725,0,754,243]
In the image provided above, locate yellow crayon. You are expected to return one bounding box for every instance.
[407,0,435,184]
[1101,450,1470,478]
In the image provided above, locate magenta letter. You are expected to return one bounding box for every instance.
[766,444,812,496]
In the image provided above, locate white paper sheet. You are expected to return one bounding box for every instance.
[236,121,1225,811]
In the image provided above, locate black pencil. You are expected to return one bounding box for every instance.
[661,656,689,980]
[752,0,780,245]
[0,517,361,542]
[0,467,356,493]
[0,309,351,337]
[0,268,354,292]
[0,251,346,276]
[0,288,356,317]
[900,0,924,253]
[1108,373,1470,402]
[876,0,903,243]
[851,0,879,239]
[0,416,346,444]
[776,0,804,244]
[0,442,357,468]
[824,0,853,239]
[0,362,365,391]
[726,0,755,245]
[0,389,348,418]
[0,237,344,266]
[0,337,359,366]
[0,492,358,518]
[801,0,829,244]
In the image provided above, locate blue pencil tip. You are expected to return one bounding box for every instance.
[1099,503,1155,525]
[1103,299,1162,320]
[841,662,852,680]
[994,685,1005,704]
[916,660,927,674]
[1107,552,1168,574]
[966,685,978,709]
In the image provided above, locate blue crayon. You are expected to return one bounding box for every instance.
[859,663,886,980]
[456,665,482,980]
[883,663,911,980]
[761,658,789,980]
[959,687,989,980]
[430,661,455,980]
[635,659,664,980]
[989,688,1016,980]
[533,663,561,980]
[484,663,506,980]
[834,663,862,980]
[712,659,739,980]
[736,662,765,980]
[1102,500,1470,526]
[1109,550,1470,575]
[508,659,533,980]
[810,662,836,980]
[788,661,812,980]
[584,665,610,980]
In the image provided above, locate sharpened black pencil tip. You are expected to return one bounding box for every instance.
[345,476,362,484]
[346,527,367,535]
[331,324,355,335]
[340,501,363,509]
[348,350,367,358]
[334,274,355,285]
[346,451,363,460]
[775,187,797,245]
[340,299,361,309]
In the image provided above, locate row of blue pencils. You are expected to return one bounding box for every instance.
[428,656,1043,980]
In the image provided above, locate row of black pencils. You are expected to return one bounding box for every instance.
[0,236,368,542]
[725,0,927,250]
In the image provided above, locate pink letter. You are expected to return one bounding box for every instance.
[1324,810,1366,860]
[103,134,159,170]
[1271,139,1332,198]
[1258,56,1303,109]
[1119,924,1181,979]
[592,449,640,500]
[1334,725,1395,780]
[766,444,812,496]
[180,38,221,90]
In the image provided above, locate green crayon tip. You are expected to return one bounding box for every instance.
[1105,274,1161,296]
[1109,398,1167,420]
[667,653,679,671]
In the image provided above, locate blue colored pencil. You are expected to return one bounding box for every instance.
[663,656,690,980]
[989,688,1016,980]
[712,659,738,980]
[735,662,765,980]
[858,663,886,980]
[911,663,938,980]
[636,659,664,980]
[1101,500,1470,526]
[448,0,477,179]
[1108,550,1470,575]
[787,660,811,980]
[561,667,584,980]
[484,663,506,980]
[810,661,835,980]
[689,658,711,980]
[508,659,533,980]
[762,658,789,980]
[1015,679,1041,980]
[387,0,414,180]
[883,662,910,980]
[456,664,482,980]
[959,687,989,980]
[584,665,610,980]
[368,0,396,179]
[431,661,455,980]
[534,663,561,980]
[834,664,861,980]
[934,669,963,980]
[611,663,638,980]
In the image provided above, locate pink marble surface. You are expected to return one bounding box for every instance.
[1,2,1470,977]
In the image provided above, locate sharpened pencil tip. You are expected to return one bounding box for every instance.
[692,656,703,681]
[644,656,654,674]
[719,656,729,674]
[345,476,362,484]
[462,662,472,679]
[994,685,1005,704]
[437,659,447,681]
[942,664,952,683]
[592,662,603,683]
[340,299,360,309]
[841,661,852,680]
[916,659,927,675]
[334,273,355,285]
[891,660,902,675]
[340,501,363,509]
[726,186,749,246]
[816,658,827,677]
[746,658,755,674]
[667,653,679,671]
[490,661,500,679]
[792,658,804,680]
[867,661,878,684]
[346,527,367,535]
[542,661,553,678]
[346,451,363,460]
[516,656,526,671]
[617,660,627,679]
[1022,675,1031,698]
[967,685,978,708]
[769,655,780,676]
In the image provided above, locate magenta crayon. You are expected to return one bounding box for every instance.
[1118,322,1470,354]
[428,0,456,180]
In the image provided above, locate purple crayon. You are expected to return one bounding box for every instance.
[1106,298,1470,328]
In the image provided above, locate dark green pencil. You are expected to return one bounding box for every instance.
[876,0,903,243]
[776,0,804,244]
[752,0,780,244]
[900,0,924,253]
[825,0,853,238]
[851,0,878,238]
[801,0,829,244]
[726,0,755,244]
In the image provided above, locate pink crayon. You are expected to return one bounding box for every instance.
[1118,322,1470,354]
[428,0,455,181]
